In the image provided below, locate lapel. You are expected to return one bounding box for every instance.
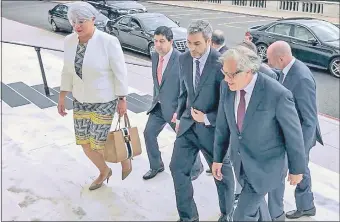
[226,90,239,133]
[152,55,160,89]
[186,54,195,98]
[159,50,176,88]
[241,73,265,132]
[194,48,213,100]
[282,60,297,89]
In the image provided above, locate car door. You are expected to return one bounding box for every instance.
[265,23,294,45]
[60,5,73,32]
[51,5,66,28]
[127,18,149,52]
[289,25,328,67]
[115,16,132,46]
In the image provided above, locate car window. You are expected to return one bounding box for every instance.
[130,19,141,28]
[61,5,68,14]
[54,5,63,13]
[310,23,339,42]
[119,17,130,26]
[292,26,316,41]
[267,24,292,36]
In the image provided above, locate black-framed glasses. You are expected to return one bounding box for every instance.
[221,69,242,79]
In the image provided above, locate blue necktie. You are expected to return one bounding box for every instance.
[195,60,200,92]
[278,71,285,84]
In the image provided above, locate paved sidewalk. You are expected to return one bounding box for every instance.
[1,19,339,221]
[146,1,340,25]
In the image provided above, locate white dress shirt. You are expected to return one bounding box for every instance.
[235,73,258,121]
[281,57,296,83]
[192,47,211,125]
[60,28,128,103]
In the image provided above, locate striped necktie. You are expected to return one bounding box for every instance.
[194,59,200,92]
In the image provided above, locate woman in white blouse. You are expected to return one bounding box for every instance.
[57,1,132,190]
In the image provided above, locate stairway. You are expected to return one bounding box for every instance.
[1,81,154,113]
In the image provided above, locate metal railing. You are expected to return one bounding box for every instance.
[1,40,152,97]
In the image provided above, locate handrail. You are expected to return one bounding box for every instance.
[1,40,152,96]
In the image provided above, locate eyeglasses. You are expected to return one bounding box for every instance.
[221,69,242,79]
[70,19,89,26]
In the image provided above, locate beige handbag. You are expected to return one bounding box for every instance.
[104,113,142,163]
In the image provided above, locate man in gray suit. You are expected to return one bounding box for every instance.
[212,45,306,221]
[170,20,235,222]
[267,41,323,220]
[143,26,203,180]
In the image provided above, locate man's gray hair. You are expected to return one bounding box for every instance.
[187,20,213,40]
[67,1,99,23]
[239,40,257,54]
[219,45,261,73]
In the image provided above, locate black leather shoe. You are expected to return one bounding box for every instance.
[177,218,199,222]
[286,207,316,219]
[272,212,285,221]
[142,167,164,180]
[206,169,212,174]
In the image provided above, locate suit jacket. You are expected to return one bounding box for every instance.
[214,73,306,194]
[282,59,323,148]
[60,28,128,103]
[147,49,181,123]
[259,63,278,80]
[219,45,228,54]
[176,48,224,136]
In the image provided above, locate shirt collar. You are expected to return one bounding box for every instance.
[193,46,210,64]
[160,47,173,61]
[217,44,225,51]
[242,73,258,95]
[282,57,296,75]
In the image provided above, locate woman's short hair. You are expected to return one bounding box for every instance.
[67,1,99,24]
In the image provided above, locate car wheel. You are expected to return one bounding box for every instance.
[149,43,155,57]
[256,43,268,62]
[329,57,340,78]
[51,20,59,32]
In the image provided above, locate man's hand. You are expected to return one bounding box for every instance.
[288,174,303,185]
[212,162,223,181]
[191,108,205,123]
[117,98,127,117]
[171,113,177,123]
[57,97,67,117]
[175,121,180,134]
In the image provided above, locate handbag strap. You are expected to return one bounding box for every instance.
[115,113,131,130]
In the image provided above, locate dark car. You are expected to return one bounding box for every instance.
[86,0,147,20]
[107,13,187,57]
[246,17,340,78]
[48,3,110,33]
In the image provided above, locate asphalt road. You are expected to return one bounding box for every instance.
[2,1,339,118]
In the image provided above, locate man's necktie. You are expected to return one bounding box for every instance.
[237,90,246,132]
[278,71,285,84]
[194,59,200,92]
[157,56,164,85]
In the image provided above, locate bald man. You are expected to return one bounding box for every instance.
[211,30,228,54]
[267,41,323,220]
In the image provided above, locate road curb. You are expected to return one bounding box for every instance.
[319,113,340,124]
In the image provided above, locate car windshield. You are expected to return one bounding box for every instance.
[310,23,339,42]
[142,15,178,31]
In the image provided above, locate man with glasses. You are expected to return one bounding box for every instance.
[213,45,306,221]
[170,20,235,222]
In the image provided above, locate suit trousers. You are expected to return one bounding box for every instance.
[269,149,314,218]
[233,164,272,221]
[170,123,235,221]
[144,104,203,178]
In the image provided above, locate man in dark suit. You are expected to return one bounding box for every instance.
[211,29,228,54]
[213,45,306,221]
[143,26,204,180]
[170,20,235,222]
[267,41,324,220]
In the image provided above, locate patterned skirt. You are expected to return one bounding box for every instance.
[73,99,117,150]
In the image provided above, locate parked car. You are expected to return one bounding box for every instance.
[107,13,187,57]
[48,3,110,33]
[85,0,147,20]
[246,17,340,78]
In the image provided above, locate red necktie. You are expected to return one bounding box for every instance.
[237,90,246,132]
[157,56,164,85]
